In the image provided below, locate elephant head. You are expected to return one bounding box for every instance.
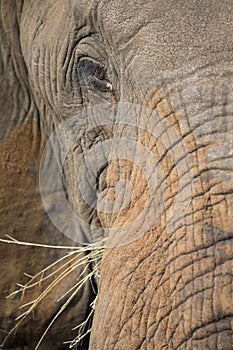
[0,0,233,349]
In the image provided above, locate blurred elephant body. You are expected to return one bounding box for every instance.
[0,1,233,349]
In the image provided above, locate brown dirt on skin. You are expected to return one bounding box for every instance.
[0,122,47,290]
[148,88,233,234]
[0,122,45,230]
[0,122,89,349]
[0,122,56,342]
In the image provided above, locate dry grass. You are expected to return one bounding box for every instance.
[0,234,105,349]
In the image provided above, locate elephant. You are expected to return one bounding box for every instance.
[1,0,233,349]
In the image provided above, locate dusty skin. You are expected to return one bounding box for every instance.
[1,0,233,349]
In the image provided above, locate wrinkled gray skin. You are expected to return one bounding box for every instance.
[1,1,233,349]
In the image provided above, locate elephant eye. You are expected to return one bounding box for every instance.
[77,59,113,92]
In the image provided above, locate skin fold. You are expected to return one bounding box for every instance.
[0,0,233,349]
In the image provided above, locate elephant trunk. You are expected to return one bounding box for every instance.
[90,64,233,349]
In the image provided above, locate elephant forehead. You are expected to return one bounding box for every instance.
[97,0,233,70]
